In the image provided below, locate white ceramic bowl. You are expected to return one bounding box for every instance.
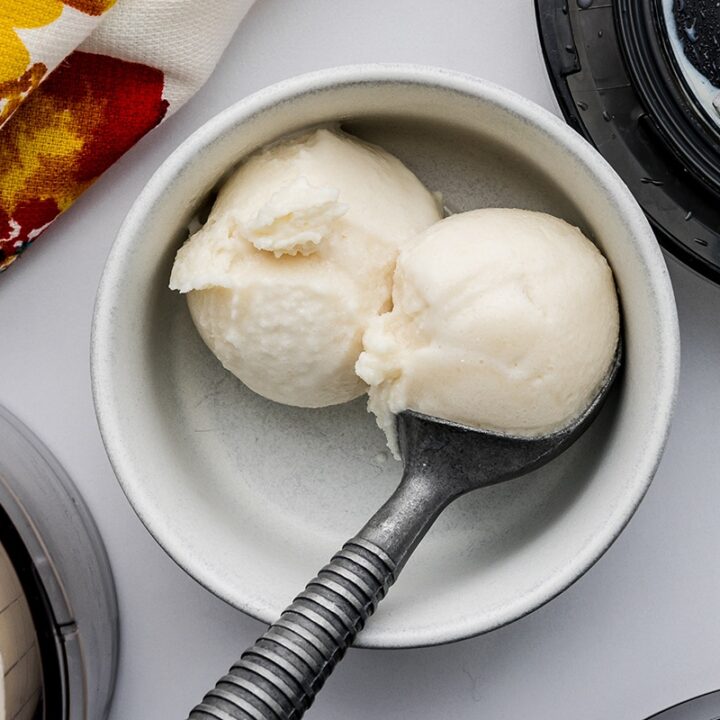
[91,65,679,648]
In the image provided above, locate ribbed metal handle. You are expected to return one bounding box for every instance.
[188,537,397,719]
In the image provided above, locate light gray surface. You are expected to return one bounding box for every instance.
[0,1,718,718]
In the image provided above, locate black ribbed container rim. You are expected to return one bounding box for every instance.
[536,0,720,284]
[616,0,720,193]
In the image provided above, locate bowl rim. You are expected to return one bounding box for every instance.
[91,63,680,649]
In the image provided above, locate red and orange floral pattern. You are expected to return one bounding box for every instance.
[63,0,116,15]
[0,51,168,269]
[0,0,253,271]
[0,1,117,125]
[0,0,130,269]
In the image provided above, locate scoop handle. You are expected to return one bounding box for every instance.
[186,458,451,720]
[187,536,396,719]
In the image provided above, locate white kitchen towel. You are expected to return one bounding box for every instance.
[0,0,255,270]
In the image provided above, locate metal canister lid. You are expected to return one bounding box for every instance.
[0,406,118,720]
[645,690,720,719]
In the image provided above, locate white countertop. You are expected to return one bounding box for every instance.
[2,1,720,718]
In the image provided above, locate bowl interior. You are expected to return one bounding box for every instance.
[94,71,676,647]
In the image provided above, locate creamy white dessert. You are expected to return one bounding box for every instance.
[170,128,442,407]
[355,208,620,455]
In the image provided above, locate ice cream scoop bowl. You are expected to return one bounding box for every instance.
[188,344,621,719]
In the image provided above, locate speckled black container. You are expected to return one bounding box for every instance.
[537,0,720,283]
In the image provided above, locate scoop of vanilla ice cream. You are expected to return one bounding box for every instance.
[169,128,442,407]
[356,208,620,454]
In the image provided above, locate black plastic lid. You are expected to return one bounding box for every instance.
[536,0,720,284]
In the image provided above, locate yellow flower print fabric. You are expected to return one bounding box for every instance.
[0,0,254,271]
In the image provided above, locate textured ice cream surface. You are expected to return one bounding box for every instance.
[355,208,620,455]
[243,176,348,257]
[169,127,442,407]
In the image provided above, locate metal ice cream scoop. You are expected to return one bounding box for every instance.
[188,343,622,720]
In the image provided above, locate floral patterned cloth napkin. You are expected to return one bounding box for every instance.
[0,0,254,271]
